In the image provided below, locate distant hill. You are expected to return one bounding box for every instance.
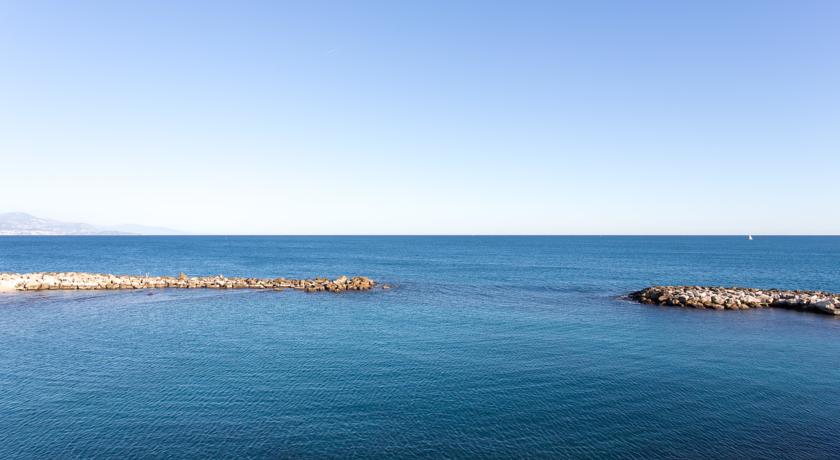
[0,212,183,236]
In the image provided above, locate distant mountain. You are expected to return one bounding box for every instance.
[0,212,183,236]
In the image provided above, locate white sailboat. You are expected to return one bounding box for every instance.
[747,234,753,240]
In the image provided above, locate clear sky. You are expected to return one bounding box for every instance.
[1,1,838,234]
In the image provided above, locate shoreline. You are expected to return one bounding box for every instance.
[630,286,840,316]
[0,272,376,293]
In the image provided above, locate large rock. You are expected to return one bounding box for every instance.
[629,285,840,317]
[0,272,376,294]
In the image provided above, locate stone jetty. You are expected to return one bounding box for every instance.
[630,286,840,316]
[0,272,375,293]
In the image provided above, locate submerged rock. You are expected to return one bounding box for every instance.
[629,286,840,316]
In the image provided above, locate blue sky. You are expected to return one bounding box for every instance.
[1,1,838,234]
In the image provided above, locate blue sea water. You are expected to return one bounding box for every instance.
[0,236,838,459]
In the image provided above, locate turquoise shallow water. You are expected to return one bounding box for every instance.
[0,236,839,458]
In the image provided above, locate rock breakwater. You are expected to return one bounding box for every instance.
[630,286,840,316]
[0,272,376,293]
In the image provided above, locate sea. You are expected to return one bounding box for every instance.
[0,236,838,459]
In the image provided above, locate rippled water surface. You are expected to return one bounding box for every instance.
[1,236,839,458]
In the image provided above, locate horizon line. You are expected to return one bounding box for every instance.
[1,234,839,237]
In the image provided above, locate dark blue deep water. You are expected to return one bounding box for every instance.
[0,236,838,459]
